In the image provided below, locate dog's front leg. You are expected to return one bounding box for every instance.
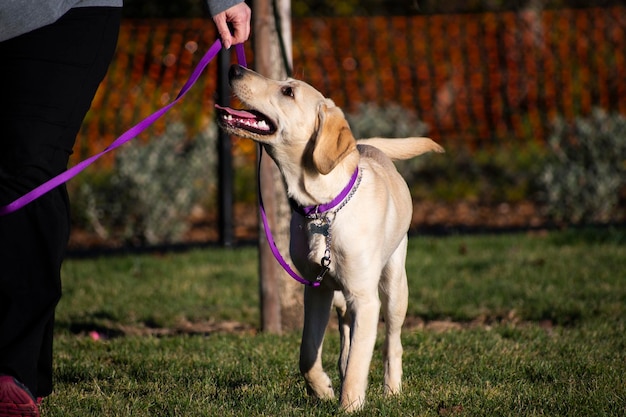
[380,241,409,396]
[340,290,380,412]
[300,285,335,400]
[333,291,351,383]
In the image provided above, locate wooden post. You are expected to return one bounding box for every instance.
[253,0,302,333]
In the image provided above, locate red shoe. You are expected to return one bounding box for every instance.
[0,376,40,417]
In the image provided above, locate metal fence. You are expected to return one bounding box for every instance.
[295,7,626,146]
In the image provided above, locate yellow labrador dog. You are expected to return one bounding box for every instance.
[216,64,443,412]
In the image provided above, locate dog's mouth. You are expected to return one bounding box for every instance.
[215,104,277,136]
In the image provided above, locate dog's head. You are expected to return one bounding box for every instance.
[216,65,357,175]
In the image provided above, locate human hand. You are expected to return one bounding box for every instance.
[213,2,251,50]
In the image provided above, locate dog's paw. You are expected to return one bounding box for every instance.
[383,382,402,396]
[339,394,365,413]
[305,373,335,400]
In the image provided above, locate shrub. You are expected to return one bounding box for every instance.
[346,102,430,178]
[539,108,626,224]
[346,102,429,139]
[346,102,547,204]
[408,141,547,203]
[73,122,217,245]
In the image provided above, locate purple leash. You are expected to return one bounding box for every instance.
[258,150,322,287]
[0,40,247,216]
[259,198,321,287]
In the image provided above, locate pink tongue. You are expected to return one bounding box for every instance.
[215,104,256,119]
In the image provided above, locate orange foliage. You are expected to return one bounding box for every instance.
[75,7,626,167]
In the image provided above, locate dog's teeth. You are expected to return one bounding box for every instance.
[220,111,271,133]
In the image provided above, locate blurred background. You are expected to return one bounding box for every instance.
[67,0,626,251]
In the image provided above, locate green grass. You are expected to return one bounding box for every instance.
[46,229,626,416]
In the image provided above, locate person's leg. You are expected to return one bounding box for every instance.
[0,7,121,399]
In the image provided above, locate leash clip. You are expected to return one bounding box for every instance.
[316,266,329,282]
[316,249,331,282]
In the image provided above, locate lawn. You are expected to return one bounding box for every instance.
[46,228,626,416]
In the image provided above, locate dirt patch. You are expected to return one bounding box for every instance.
[69,318,257,340]
[402,309,555,334]
[412,200,548,231]
[72,310,555,341]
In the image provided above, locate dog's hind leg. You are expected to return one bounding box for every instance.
[380,237,409,396]
[300,285,335,400]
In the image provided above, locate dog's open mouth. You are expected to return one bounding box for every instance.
[215,104,277,136]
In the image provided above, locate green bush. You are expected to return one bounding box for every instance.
[346,102,430,139]
[346,102,432,179]
[72,123,217,245]
[346,102,548,204]
[539,108,626,224]
[408,141,547,203]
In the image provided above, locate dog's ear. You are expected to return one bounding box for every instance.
[312,104,357,175]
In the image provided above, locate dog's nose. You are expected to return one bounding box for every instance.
[229,64,245,81]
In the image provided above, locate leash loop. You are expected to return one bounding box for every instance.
[258,149,321,287]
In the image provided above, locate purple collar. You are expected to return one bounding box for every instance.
[258,150,361,287]
[291,167,360,217]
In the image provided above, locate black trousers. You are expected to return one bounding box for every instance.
[0,7,121,398]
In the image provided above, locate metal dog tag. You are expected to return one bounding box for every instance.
[309,219,330,237]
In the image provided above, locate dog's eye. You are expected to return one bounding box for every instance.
[281,86,295,98]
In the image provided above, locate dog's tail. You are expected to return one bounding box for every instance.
[356,137,444,160]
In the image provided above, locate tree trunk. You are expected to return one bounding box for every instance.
[253,0,303,333]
